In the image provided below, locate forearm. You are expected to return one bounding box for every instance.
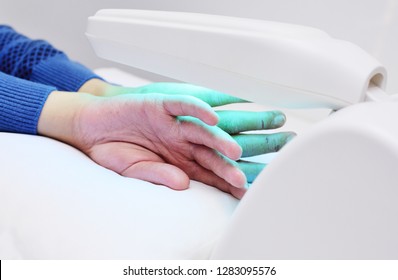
[0,25,100,91]
[0,72,55,134]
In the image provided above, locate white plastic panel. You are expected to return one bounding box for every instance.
[87,9,386,109]
[211,101,398,259]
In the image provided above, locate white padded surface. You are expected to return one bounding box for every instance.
[0,132,238,259]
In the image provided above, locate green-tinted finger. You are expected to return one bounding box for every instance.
[178,116,242,160]
[217,110,286,134]
[234,132,296,157]
[134,82,248,106]
[238,160,266,183]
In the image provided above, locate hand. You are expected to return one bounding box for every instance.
[38,91,247,198]
[80,79,296,183]
[79,79,247,106]
[216,110,295,182]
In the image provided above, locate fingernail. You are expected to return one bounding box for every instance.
[234,168,247,189]
[230,141,243,160]
[286,133,297,143]
[271,114,286,127]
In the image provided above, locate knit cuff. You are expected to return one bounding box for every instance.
[30,53,102,92]
[0,72,56,134]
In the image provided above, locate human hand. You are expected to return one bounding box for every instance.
[130,83,296,182]
[80,79,247,106]
[80,79,296,183]
[38,91,247,198]
[216,110,295,183]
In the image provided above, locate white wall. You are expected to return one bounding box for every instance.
[1,0,398,92]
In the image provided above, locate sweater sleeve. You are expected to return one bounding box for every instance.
[0,25,100,92]
[0,71,55,134]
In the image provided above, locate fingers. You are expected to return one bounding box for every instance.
[238,160,266,183]
[136,82,248,106]
[230,187,247,200]
[161,95,219,125]
[121,161,190,190]
[178,116,242,160]
[192,145,247,189]
[217,110,286,134]
[89,142,191,190]
[187,162,247,199]
[234,132,296,157]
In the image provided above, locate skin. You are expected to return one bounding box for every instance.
[80,79,296,183]
[38,79,294,199]
[38,91,247,199]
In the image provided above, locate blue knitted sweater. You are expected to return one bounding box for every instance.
[0,25,99,134]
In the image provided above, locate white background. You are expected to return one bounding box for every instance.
[2,260,398,280]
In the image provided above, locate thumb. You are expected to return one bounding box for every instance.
[121,161,190,190]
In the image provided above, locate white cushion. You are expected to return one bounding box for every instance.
[0,132,238,259]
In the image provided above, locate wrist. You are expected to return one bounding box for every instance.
[78,78,110,96]
[79,78,140,97]
[37,91,96,148]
